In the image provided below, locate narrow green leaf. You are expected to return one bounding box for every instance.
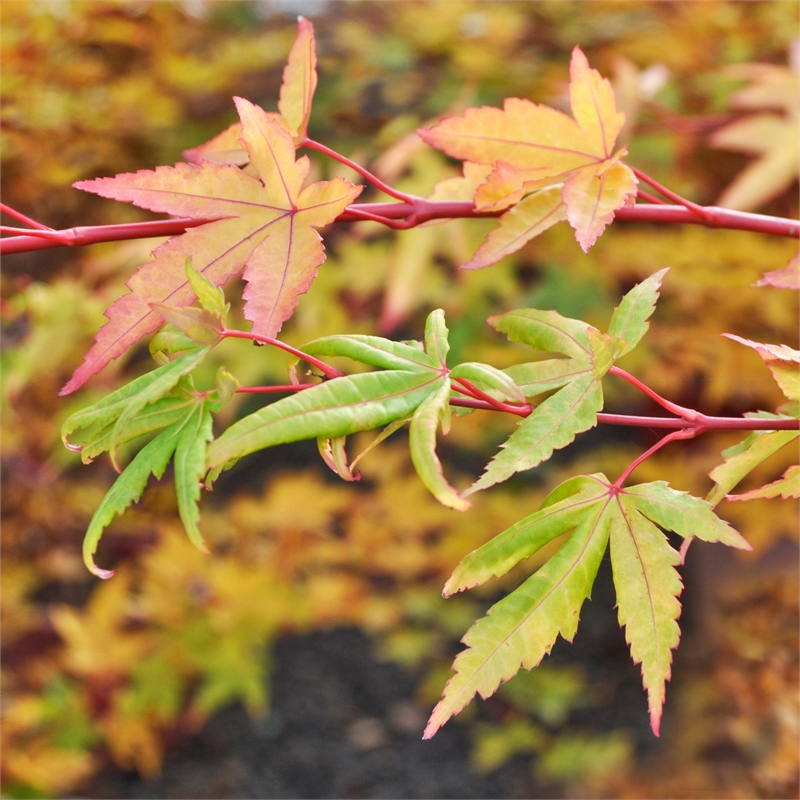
[424,308,450,367]
[110,347,210,467]
[77,395,196,464]
[83,419,183,578]
[424,502,610,739]
[449,362,526,403]
[409,379,469,511]
[624,481,751,549]
[302,334,436,371]
[207,370,442,472]
[185,256,227,317]
[706,429,799,506]
[466,374,603,494]
[444,474,609,595]
[727,464,800,501]
[504,358,593,397]
[609,495,683,737]
[174,403,214,554]
[607,268,668,350]
[61,353,201,449]
[489,309,591,359]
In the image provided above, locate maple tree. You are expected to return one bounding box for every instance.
[2,11,798,783]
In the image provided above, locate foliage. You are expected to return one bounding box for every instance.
[2,3,798,797]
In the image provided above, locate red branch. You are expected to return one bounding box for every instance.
[230,383,799,432]
[2,198,797,255]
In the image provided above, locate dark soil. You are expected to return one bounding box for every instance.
[80,558,662,799]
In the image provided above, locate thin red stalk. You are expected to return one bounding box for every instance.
[338,207,413,230]
[630,166,712,221]
[302,138,418,203]
[448,396,800,430]
[614,428,700,488]
[237,384,313,393]
[0,203,54,230]
[452,376,533,416]
[220,328,344,380]
[2,199,797,255]
[608,366,698,419]
[0,226,67,238]
[635,189,669,205]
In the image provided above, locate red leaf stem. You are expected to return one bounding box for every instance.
[301,138,419,204]
[451,376,533,416]
[0,202,54,230]
[220,328,344,380]
[614,427,700,488]
[630,167,712,222]
[608,366,699,420]
[635,189,669,206]
[236,384,315,393]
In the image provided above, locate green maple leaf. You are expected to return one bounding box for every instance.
[467,270,667,493]
[425,474,749,739]
[73,360,237,578]
[208,309,469,510]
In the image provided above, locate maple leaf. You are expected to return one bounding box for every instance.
[707,424,799,506]
[727,464,800,501]
[277,16,318,143]
[419,47,636,261]
[755,254,800,290]
[425,474,749,739]
[77,363,236,578]
[62,97,362,395]
[722,334,800,402]
[466,270,667,493]
[208,309,470,511]
[710,64,800,212]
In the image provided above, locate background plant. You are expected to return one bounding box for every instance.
[0,3,791,796]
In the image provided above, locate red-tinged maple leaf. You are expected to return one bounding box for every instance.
[183,16,316,165]
[278,15,317,143]
[61,97,361,395]
[419,47,636,259]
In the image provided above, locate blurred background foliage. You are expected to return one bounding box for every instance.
[1,1,797,797]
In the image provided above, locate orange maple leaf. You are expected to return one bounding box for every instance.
[62,97,361,395]
[420,46,636,261]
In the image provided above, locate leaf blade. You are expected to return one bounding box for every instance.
[409,380,470,511]
[206,370,442,471]
[82,420,183,578]
[445,474,609,594]
[302,334,435,372]
[462,188,567,270]
[563,162,637,252]
[424,500,610,738]
[278,16,318,141]
[610,496,683,736]
[173,402,215,554]
[623,481,751,550]
[490,308,591,359]
[607,268,669,350]
[467,374,603,493]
